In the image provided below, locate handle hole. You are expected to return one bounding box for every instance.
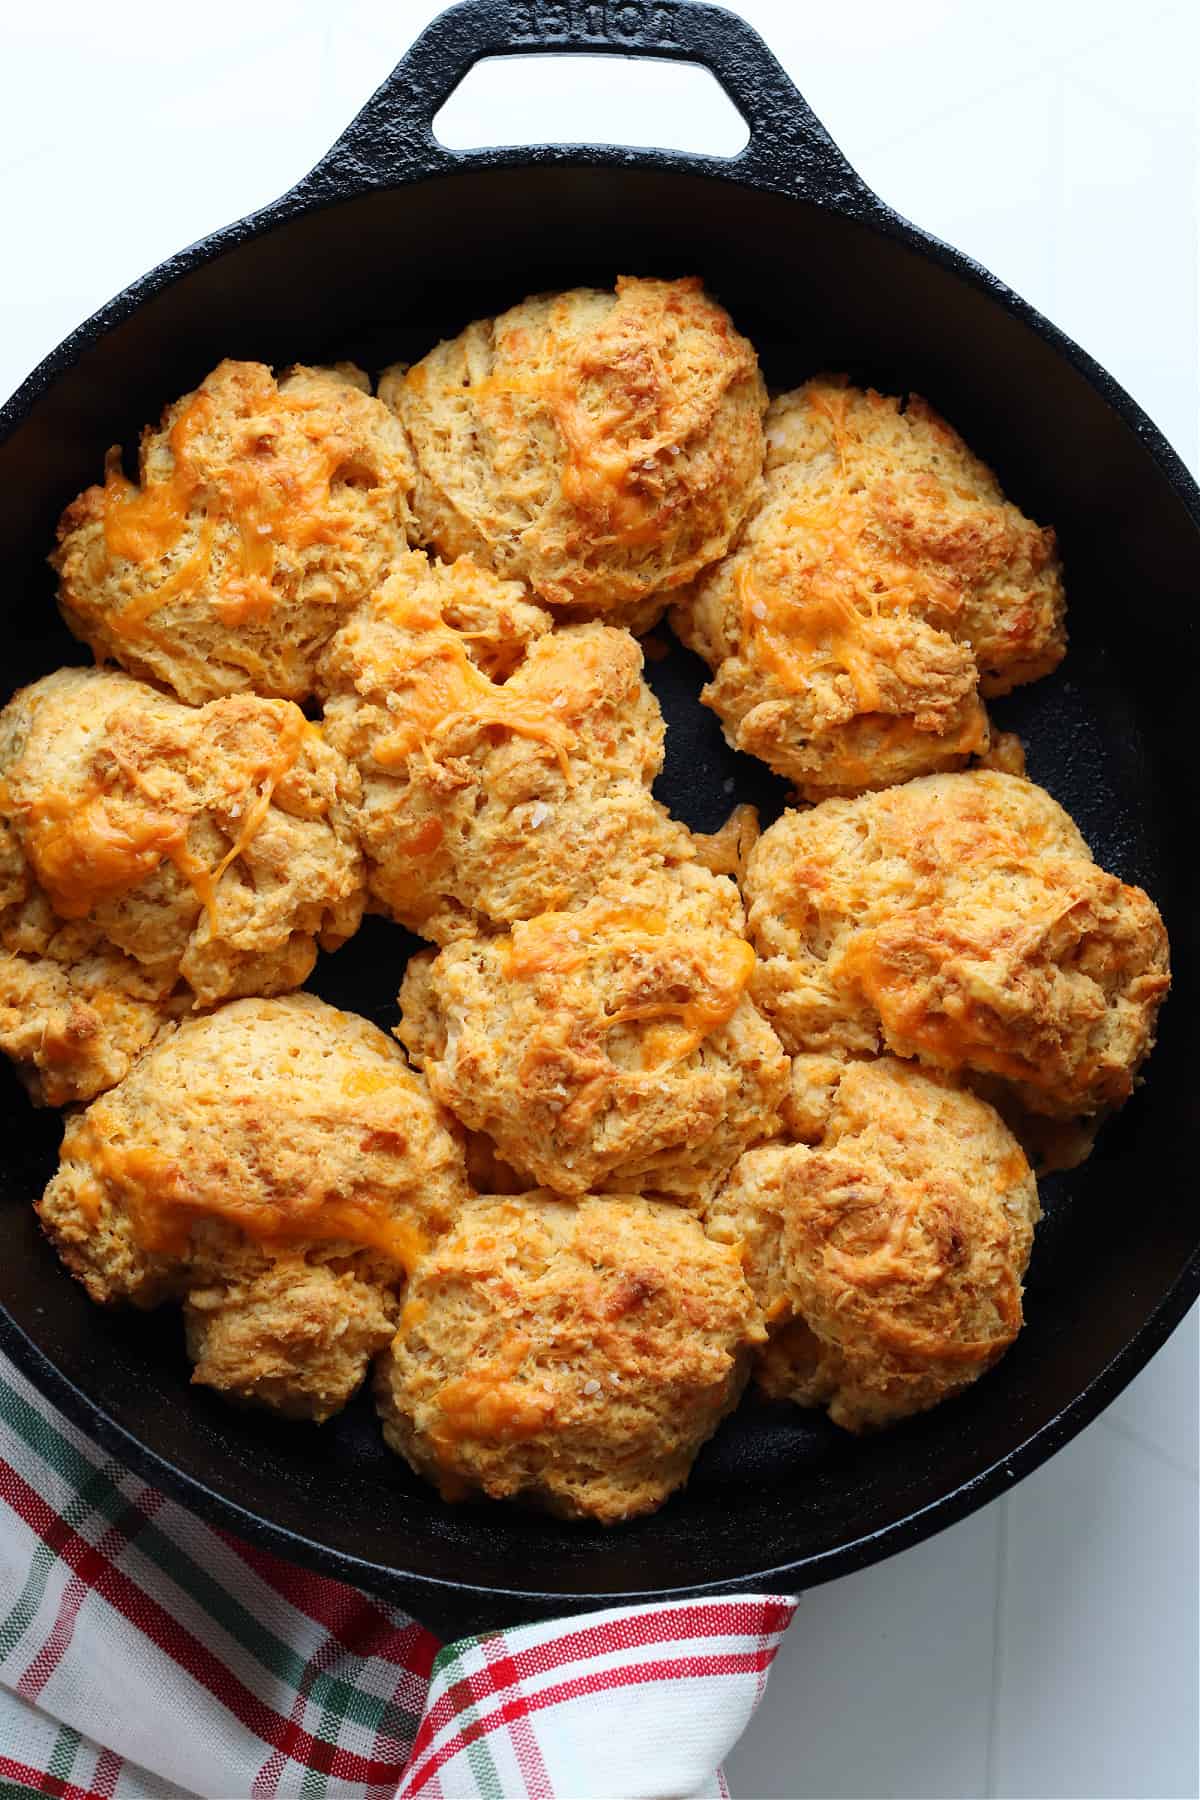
[432,54,749,158]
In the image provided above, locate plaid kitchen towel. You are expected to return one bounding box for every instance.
[0,1352,796,1798]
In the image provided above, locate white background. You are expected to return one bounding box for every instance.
[2,3,1198,1796]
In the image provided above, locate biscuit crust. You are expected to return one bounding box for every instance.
[53,361,415,704]
[398,887,788,1203]
[376,1191,762,1521]
[386,277,766,627]
[0,667,364,1103]
[318,552,720,940]
[744,771,1169,1130]
[672,379,1066,796]
[36,994,468,1420]
[705,1058,1040,1429]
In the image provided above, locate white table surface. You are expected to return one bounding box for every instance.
[3,3,1197,1796]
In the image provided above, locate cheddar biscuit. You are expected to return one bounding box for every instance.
[398,887,789,1202]
[744,771,1169,1134]
[705,1058,1040,1429]
[377,1191,762,1521]
[318,551,735,940]
[385,277,766,629]
[0,667,363,1103]
[37,995,469,1420]
[672,378,1065,796]
[53,360,415,704]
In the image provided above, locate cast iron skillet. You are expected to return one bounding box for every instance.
[1,0,1198,1641]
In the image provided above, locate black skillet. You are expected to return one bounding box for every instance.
[1,0,1198,1642]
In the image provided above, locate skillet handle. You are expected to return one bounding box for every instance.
[303,0,874,207]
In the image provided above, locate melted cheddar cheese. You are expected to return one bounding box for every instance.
[102,398,213,565]
[737,476,965,709]
[186,707,310,925]
[435,348,667,543]
[505,904,668,978]
[73,1117,429,1270]
[505,904,757,1064]
[837,936,1046,1089]
[609,935,757,1064]
[23,783,191,920]
[18,706,310,929]
[428,1334,556,1452]
[552,375,663,548]
[427,283,709,553]
[100,375,360,636]
[368,584,573,775]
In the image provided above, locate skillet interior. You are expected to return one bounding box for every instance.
[1,139,1198,1637]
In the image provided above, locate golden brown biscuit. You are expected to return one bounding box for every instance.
[376,1191,762,1521]
[37,995,469,1420]
[744,771,1169,1131]
[398,887,789,1202]
[0,667,364,1104]
[182,1259,397,1423]
[53,361,414,704]
[0,924,187,1111]
[691,803,761,881]
[672,378,1066,796]
[318,552,719,939]
[385,277,766,628]
[705,1057,1040,1429]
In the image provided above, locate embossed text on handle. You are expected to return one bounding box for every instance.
[509,1,682,51]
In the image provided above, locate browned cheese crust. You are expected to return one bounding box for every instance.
[53,361,415,704]
[0,667,364,1105]
[705,1057,1040,1429]
[376,1191,763,1521]
[318,550,725,939]
[384,277,766,628]
[36,995,469,1420]
[744,771,1169,1138]
[671,379,1066,796]
[398,885,789,1203]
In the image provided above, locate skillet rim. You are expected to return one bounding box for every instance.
[2,1,1199,1621]
[2,1256,1198,1618]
